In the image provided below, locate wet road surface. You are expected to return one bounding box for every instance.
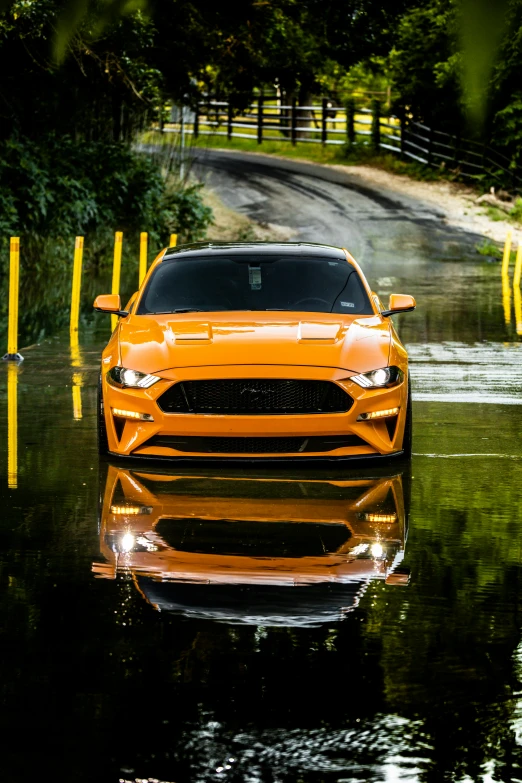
[1,151,522,782]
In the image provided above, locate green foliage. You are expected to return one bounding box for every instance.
[475,239,502,258]
[0,135,213,344]
[0,0,162,142]
[0,135,211,243]
[509,197,522,222]
[390,1,462,130]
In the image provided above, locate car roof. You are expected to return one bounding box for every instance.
[162,241,347,262]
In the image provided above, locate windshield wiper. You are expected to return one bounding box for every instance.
[173,308,205,313]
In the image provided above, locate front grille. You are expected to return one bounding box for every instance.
[155,518,351,558]
[144,434,366,454]
[157,379,352,415]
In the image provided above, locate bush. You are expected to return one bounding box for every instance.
[0,135,213,344]
[0,134,212,242]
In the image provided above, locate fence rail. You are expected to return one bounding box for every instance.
[157,96,522,193]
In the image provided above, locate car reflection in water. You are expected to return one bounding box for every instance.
[93,466,410,626]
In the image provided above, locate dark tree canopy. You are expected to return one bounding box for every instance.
[0,0,411,140]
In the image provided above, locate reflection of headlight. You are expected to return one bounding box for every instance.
[111,504,153,515]
[350,543,369,556]
[105,533,158,554]
[350,366,402,389]
[120,533,136,553]
[107,366,160,389]
[370,542,384,559]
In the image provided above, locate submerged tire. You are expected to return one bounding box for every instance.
[98,374,109,456]
[402,373,413,459]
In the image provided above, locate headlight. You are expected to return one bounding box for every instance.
[107,366,161,389]
[350,366,402,389]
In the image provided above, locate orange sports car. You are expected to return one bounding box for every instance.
[92,466,409,625]
[94,242,415,461]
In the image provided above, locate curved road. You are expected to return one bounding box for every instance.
[190,148,482,267]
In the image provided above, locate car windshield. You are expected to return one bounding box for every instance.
[137,254,374,315]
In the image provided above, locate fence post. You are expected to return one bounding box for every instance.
[3,237,22,362]
[194,102,199,139]
[227,101,233,141]
[371,99,381,152]
[257,94,263,144]
[399,107,405,160]
[428,125,434,167]
[321,98,328,145]
[454,132,461,168]
[346,99,355,146]
[291,98,297,146]
[159,103,164,133]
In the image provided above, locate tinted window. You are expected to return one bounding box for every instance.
[137,255,373,315]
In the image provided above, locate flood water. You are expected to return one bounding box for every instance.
[2,156,522,782]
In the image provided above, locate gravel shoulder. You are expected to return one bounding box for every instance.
[331,163,514,246]
[202,186,296,243]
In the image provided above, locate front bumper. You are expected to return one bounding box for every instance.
[102,364,408,459]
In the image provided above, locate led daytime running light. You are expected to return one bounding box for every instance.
[112,408,154,421]
[350,366,402,388]
[357,407,399,421]
[107,366,161,389]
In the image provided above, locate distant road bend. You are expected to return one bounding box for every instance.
[188,147,484,264]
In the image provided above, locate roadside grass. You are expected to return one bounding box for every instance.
[142,129,450,180]
[476,239,503,259]
[143,131,522,218]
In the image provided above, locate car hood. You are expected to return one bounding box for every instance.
[118,312,391,374]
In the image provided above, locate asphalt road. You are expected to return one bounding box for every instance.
[189,148,484,266]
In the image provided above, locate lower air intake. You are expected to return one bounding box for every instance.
[143,434,367,454]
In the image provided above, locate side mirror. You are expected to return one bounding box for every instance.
[93,294,129,317]
[381,294,416,317]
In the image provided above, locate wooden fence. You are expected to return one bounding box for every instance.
[157,96,522,193]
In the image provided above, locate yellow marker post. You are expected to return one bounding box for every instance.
[139,232,148,286]
[515,286,522,336]
[502,273,512,326]
[3,237,23,362]
[70,335,83,420]
[7,363,18,488]
[514,241,522,289]
[111,231,123,331]
[169,233,178,248]
[70,236,84,337]
[501,230,512,277]
[72,373,83,420]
